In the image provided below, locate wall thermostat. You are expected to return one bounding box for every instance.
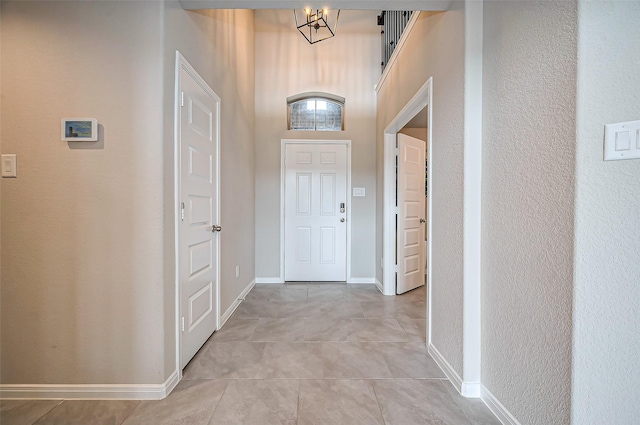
[61,118,98,142]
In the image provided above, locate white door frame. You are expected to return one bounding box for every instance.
[382,78,432,334]
[280,139,352,282]
[174,51,221,374]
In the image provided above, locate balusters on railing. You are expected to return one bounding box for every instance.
[379,10,413,73]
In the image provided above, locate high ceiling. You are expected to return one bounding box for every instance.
[255,9,380,34]
[180,0,451,11]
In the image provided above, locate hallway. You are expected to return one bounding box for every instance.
[1,283,499,425]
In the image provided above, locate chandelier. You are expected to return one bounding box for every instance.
[294,8,340,44]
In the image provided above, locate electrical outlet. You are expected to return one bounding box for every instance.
[235,265,240,278]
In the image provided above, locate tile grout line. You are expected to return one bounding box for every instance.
[27,400,64,425]
[295,380,301,425]
[205,380,230,425]
[371,381,388,425]
[119,399,143,425]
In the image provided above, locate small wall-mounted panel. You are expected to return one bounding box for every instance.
[604,120,640,161]
[61,118,98,142]
[353,187,366,197]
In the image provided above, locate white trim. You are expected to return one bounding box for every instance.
[175,51,222,371]
[462,0,483,391]
[348,277,376,284]
[375,11,421,93]
[429,343,463,393]
[0,371,180,400]
[280,139,352,282]
[382,79,432,322]
[429,342,481,399]
[255,277,284,284]
[219,279,256,328]
[382,130,397,296]
[374,279,384,293]
[287,92,345,105]
[461,381,481,398]
[382,78,432,345]
[481,385,523,425]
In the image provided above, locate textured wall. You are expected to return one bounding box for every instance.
[0,1,256,387]
[376,6,466,374]
[1,1,166,384]
[163,4,256,360]
[573,1,640,423]
[482,1,577,423]
[254,10,379,280]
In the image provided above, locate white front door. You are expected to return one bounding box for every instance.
[284,143,348,282]
[178,58,220,368]
[397,133,426,294]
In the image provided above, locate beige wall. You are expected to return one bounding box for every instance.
[482,1,577,423]
[254,10,380,280]
[1,1,166,384]
[0,1,255,387]
[573,1,640,423]
[376,6,466,374]
[399,127,427,144]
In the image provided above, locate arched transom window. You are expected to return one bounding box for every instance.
[287,92,345,131]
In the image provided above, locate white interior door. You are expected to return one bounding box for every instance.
[178,60,220,368]
[397,133,426,294]
[284,143,347,281]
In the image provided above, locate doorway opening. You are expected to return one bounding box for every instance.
[382,78,432,342]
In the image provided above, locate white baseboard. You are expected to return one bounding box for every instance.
[0,370,180,400]
[255,277,283,284]
[428,343,464,392]
[348,278,376,284]
[428,343,482,399]
[461,381,481,398]
[219,279,256,328]
[374,280,383,293]
[481,385,522,425]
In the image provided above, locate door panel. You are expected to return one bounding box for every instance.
[320,174,336,214]
[297,174,311,214]
[179,63,220,369]
[296,227,312,263]
[397,134,426,294]
[284,143,347,281]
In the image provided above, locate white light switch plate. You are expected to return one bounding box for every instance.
[604,120,640,161]
[353,187,366,197]
[1,154,17,178]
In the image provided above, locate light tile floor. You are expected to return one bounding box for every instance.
[1,283,501,425]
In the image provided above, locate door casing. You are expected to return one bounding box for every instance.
[280,139,352,283]
[382,78,432,340]
[174,51,221,374]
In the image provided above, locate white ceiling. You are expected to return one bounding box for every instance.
[180,0,451,11]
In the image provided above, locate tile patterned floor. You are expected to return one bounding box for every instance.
[0,283,501,425]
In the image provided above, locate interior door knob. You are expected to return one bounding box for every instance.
[420,218,426,223]
[340,218,345,222]
[211,225,222,232]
